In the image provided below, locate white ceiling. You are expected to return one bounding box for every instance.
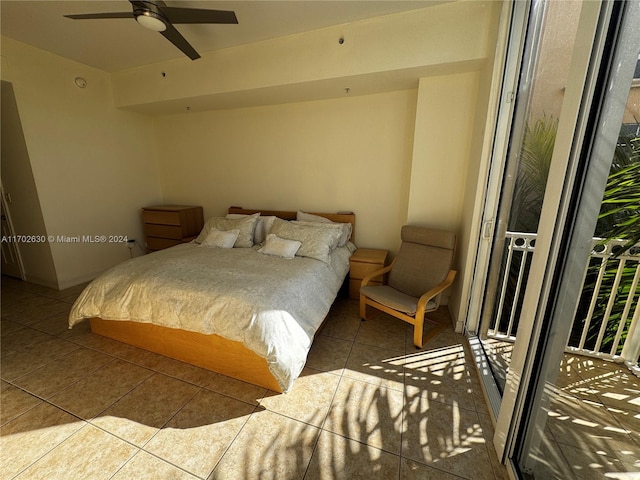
[0,1,438,72]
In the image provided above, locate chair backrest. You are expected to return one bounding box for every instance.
[387,225,456,298]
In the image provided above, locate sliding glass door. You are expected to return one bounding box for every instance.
[467,0,640,477]
[475,0,585,399]
[511,2,640,476]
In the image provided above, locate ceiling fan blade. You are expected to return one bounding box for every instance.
[161,7,238,24]
[160,23,200,60]
[64,12,132,20]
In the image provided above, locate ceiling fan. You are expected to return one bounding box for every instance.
[64,1,238,60]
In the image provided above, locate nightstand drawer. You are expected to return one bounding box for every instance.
[350,262,385,281]
[143,223,185,240]
[142,210,182,226]
[349,248,388,300]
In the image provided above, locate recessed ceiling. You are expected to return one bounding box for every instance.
[0,1,440,72]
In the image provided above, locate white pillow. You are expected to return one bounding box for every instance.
[260,216,277,241]
[295,211,352,246]
[269,218,342,264]
[297,211,332,223]
[258,234,301,259]
[195,213,259,248]
[199,228,239,249]
[226,214,277,244]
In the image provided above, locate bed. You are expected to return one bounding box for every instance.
[68,207,356,393]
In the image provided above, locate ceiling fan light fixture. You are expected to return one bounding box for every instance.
[135,11,167,32]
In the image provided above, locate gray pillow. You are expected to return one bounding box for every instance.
[199,228,239,249]
[269,218,342,264]
[195,213,259,248]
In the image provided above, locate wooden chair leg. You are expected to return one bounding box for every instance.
[359,296,367,320]
[413,316,424,348]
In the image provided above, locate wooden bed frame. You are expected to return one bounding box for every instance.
[89,207,356,393]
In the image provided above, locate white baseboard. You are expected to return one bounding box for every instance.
[56,272,101,291]
[23,274,59,290]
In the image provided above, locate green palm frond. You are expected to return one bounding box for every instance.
[598,159,640,255]
[509,115,558,232]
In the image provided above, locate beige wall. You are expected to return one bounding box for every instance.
[407,73,480,231]
[0,37,163,288]
[155,90,417,251]
[406,72,481,317]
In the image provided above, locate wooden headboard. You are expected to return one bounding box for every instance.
[228,207,356,242]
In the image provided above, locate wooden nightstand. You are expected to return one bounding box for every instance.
[349,248,389,299]
[142,205,204,252]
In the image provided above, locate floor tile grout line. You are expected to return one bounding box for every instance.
[35,359,157,428]
[49,320,271,410]
[399,318,409,480]
[310,314,414,476]
[396,324,500,480]
[4,409,91,480]
[0,302,74,325]
[105,384,212,480]
[203,402,272,480]
[5,343,112,394]
[296,316,362,480]
[461,356,505,480]
[116,448,206,480]
[106,448,144,480]
[4,353,121,406]
[1,354,81,386]
[316,325,358,432]
[88,371,202,446]
[0,381,70,429]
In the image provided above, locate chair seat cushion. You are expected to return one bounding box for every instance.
[360,285,437,315]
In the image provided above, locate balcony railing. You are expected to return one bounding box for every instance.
[487,232,640,375]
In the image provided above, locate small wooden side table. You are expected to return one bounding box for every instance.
[349,248,388,300]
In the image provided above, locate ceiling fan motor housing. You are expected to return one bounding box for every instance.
[133,1,168,32]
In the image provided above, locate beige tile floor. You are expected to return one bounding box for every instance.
[1,276,508,480]
[481,338,640,479]
[530,355,640,480]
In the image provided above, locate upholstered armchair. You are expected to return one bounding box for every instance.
[359,225,456,348]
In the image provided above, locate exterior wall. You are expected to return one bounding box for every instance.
[623,83,639,125]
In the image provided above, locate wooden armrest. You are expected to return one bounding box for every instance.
[416,270,457,312]
[361,259,395,287]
